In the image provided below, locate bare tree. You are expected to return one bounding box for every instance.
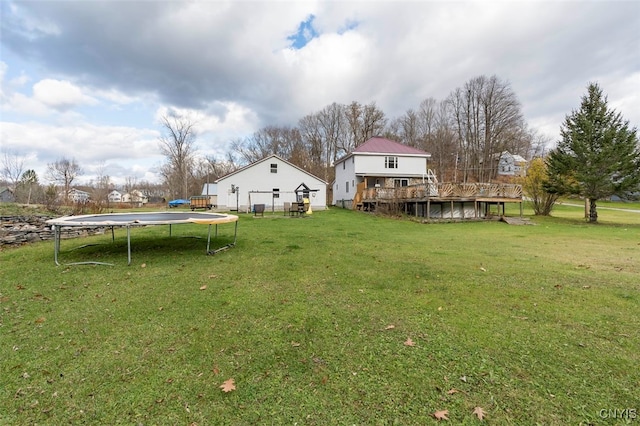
[46,157,82,203]
[158,114,198,199]
[299,113,325,169]
[343,101,387,152]
[1,150,25,191]
[448,75,525,182]
[124,176,137,194]
[393,108,421,147]
[90,162,111,210]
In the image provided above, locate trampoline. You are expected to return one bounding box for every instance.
[46,211,239,266]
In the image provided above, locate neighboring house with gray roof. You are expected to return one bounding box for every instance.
[0,187,16,203]
[497,151,528,177]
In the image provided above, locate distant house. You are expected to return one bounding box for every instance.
[122,190,149,206]
[108,190,122,203]
[0,187,15,203]
[333,136,434,207]
[214,155,327,212]
[497,151,527,177]
[66,188,90,203]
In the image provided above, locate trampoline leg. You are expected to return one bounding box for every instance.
[111,226,115,242]
[169,224,172,237]
[207,221,237,255]
[54,225,60,266]
[127,225,132,265]
[232,220,238,245]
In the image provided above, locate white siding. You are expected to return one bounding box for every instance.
[355,154,428,176]
[333,154,431,205]
[216,156,327,211]
[333,156,356,204]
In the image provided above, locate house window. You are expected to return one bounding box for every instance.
[273,188,280,198]
[385,156,398,169]
[346,181,349,193]
[270,163,278,173]
[343,161,345,170]
[394,179,408,187]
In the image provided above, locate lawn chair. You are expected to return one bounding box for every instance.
[254,204,265,217]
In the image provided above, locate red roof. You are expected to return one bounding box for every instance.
[354,137,430,156]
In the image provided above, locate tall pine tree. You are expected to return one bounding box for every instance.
[545,83,640,222]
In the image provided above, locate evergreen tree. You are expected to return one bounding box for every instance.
[545,83,640,222]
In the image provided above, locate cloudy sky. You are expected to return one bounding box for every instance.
[1,0,638,186]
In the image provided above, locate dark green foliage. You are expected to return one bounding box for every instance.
[545,83,640,222]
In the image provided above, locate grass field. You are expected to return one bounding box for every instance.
[1,204,639,424]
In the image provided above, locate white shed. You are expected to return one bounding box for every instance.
[215,155,327,212]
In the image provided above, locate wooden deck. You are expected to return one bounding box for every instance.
[357,182,523,220]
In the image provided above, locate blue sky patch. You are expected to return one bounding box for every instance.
[288,15,319,49]
[338,19,359,35]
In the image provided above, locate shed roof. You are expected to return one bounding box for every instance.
[215,154,327,184]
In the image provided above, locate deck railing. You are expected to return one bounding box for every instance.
[361,183,522,201]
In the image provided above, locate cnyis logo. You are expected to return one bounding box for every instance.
[599,408,637,420]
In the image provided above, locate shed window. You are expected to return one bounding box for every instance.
[385,156,398,169]
[270,163,278,173]
[346,181,349,193]
[394,179,408,187]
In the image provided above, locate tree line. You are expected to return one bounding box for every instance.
[4,77,636,224]
[160,74,548,200]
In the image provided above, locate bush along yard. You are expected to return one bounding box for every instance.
[1,205,639,424]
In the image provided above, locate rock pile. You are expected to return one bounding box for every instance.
[0,216,106,246]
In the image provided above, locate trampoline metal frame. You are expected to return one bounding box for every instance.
[48,212,238,266]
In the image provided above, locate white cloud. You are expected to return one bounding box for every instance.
[32,79,97,111]
[1,0,638,183]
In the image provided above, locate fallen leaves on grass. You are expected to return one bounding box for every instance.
[404,337,416,347]
[220,378,236,392]
[199,285,207,290]
[447,388,460,395]
[291,341,301,347]
[433,409,449,420]
[385,324,395,330]
[141,263,146,268]
[473,406,486,420]
[35,317,46,324]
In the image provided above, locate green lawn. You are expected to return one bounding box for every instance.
[1,205,639,425]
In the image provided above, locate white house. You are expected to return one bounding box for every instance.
[122,190,149,206]
[67,188,90,203]
[333,137,433,206]
[214,155,327,212]
[497,151,527,177]
[108,190,122,203]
